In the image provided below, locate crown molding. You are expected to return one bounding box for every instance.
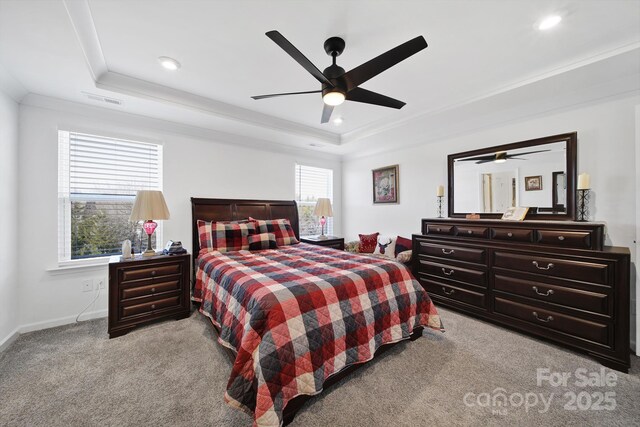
[21,93,342,162]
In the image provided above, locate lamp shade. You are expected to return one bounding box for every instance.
[130,190,170,221]
[313,198,333,217]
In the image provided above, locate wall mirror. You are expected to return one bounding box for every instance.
[448,132,576,220]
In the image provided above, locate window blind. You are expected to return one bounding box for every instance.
[295,164,333,236]
[58,131,163,261]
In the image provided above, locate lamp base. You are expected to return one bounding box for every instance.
[142,249,157,257]
[317,234,328,240]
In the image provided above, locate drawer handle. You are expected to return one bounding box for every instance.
[436,228,441,232]
[441,248,455,255]
[507,232,513,237]
[558,235,565,241]
[151,287,156,293]
[441,268,455,276]
[532,286,554,297]
[442,287,455,295]
[532,261,554,270]
[151,304,156,310]
[467,230,473,235]
[151,270,157,276]
[532,311,554,323]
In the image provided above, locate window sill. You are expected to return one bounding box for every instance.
[47,257,113,274]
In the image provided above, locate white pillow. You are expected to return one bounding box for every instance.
[373,236,396,258]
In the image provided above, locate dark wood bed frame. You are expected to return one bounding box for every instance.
[191,197,423,425]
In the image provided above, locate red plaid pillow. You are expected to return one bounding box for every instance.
[358,232,379,253]
[249,217,299,246]
[247,233,278,250]
[197,220,255,253]
[395,236,412,257]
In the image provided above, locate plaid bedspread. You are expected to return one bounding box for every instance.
[194,243,442,426]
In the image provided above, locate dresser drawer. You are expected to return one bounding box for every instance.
[494,297,610,346]
[419,277,487,309]
[417,241,486,265]
[493,274,610,315]
[425,223,454,235]
[536,229,592,249]
[493,252,609,285]
[121,279,182,300]
[491,227,533,243]
[121,295,182,319]
[418,260,487,287]
[455,225,489,239]
[120,263,182,282]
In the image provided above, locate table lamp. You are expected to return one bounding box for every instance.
[130,190,170,257]
[313,198,333,240]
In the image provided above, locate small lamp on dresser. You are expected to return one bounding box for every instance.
[313,198,333,240]
[577,173,590,221]
[130,190,171,256]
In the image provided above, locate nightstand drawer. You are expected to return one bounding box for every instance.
[121,295,181,319]
[121,279,182,300]
[120,263,182,282]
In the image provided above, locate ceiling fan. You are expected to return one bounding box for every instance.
[460,149,551,164]
[251,31,428,123]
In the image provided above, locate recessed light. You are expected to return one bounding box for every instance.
[538,15,562,31]
[333,117,343,125]
[158,56,181,71]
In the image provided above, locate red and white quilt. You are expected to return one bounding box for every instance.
[194,243,442,426]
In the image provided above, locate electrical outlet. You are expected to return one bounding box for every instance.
[97,278,106,290]
[81,279,93,292]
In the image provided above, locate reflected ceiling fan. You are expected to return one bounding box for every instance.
[460,149,551,164]
[251,31,428,123]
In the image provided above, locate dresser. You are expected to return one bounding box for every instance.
[412,218,630,372]
[108,253,191,338]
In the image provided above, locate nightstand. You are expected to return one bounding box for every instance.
[300,235,345,250]
[108,253,191,338]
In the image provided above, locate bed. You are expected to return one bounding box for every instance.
[191,198,442,426]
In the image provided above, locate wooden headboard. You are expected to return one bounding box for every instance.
[190,197,300,258]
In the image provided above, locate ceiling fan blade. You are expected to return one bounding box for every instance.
[342,36,428,91]
[460,154,496,162]
[266,31,333,87]
[475,159,495,164]
[251,89,322,100]
[321,104,334,123]
[346,87,406,109]
[506,149,551,158]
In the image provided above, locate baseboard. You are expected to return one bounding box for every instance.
[0,327,20,353]
[19,309,108,334]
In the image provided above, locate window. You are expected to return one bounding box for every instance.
[295,164,333,236]
[58,131,163,262]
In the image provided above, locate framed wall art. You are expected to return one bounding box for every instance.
[372,164,399,204]
[525,175,542,191]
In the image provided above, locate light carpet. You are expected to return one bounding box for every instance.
[1,308,638,426]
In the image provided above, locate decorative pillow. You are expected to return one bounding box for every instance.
[396,250,412,264]
[250,217,299,246]
[373,236,396,257]
[395,236,412,257]
[344,241,360,253]
[358,232,379,254]
[197,220,255,252]
[248,233,278,250]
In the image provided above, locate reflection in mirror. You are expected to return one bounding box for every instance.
[454,142,566,213]
[448,132,576,220]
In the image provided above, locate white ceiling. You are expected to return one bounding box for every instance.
[0,0,639,157]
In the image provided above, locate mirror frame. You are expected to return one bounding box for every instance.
[447,132,577,220]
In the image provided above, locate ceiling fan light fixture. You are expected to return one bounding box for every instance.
[158,56,181,71]
[323,90,345,106]
[494,152,507,163]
